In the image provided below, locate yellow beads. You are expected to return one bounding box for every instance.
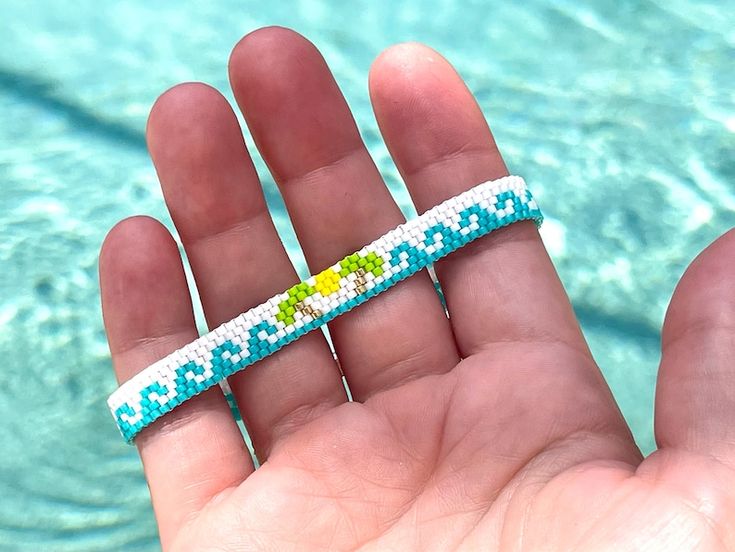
[275,250,384,325]
[314,267,341,296]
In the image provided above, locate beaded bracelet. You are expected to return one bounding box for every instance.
[108,175,542,442]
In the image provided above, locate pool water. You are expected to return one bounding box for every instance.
[1,1,733,549]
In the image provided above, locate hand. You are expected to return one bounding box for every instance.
[99,27,735,551]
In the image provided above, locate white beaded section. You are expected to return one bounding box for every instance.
[108,176,538,433]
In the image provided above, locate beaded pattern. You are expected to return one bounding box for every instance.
[108,176,542,442]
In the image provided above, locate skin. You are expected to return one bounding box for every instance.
[99,27,735,551]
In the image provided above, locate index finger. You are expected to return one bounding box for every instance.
[369,43,587,357]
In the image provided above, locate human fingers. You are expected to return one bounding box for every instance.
[369,43,588,358]
[657,228,735,469]
[229,28,459,399]
[146,83,345,458]
[100,216,252,547]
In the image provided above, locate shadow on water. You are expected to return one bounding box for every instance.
[575,303,661,345]
[0,66,146,150]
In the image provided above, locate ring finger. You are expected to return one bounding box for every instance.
[146,83,345,458]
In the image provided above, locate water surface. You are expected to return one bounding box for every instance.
[1,1,733,549]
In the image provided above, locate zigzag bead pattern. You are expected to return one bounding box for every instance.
[108,175,542,442]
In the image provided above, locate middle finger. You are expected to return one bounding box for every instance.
[229,27,459,399]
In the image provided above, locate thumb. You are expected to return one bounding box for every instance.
[656,228,735,468]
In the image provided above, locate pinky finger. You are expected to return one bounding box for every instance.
[99,216,252,548]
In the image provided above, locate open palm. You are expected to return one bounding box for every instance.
[99,27,735,551]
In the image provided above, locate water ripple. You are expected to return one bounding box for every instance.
[0,1,733,549]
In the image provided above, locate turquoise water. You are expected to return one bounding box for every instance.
[1,1,733,549]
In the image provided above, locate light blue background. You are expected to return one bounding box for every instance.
[1,1,733,549]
